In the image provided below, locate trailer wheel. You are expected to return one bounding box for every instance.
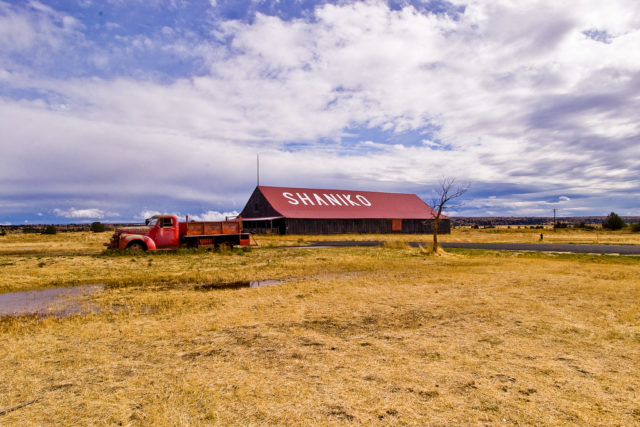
[127,241,146,251]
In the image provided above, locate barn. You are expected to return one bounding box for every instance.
[239,186,450,235]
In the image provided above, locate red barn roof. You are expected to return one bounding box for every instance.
[245,186,442,220]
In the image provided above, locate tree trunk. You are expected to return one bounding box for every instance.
[432,217,439,252]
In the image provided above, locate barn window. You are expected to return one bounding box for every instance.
[392,219,402,231]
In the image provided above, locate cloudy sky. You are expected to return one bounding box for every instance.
[1,0,639,224]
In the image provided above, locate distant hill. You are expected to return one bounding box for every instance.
[0,223,134,233]
[452,216,640,227]
[2,216,639,233]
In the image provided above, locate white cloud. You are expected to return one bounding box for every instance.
[136,210,163,220]
[0,1,79,54]
[135,210,239,222]
[1,1,639,219]
[53,208,106,218]
[188,211,239,221]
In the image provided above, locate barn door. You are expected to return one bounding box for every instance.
[392,219,403,232]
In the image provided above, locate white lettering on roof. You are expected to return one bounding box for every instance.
[296,192,314,206]
[324,194,342,206]
[282,192,373,208]
[283,192,299,205]
[313,193,328,206]
[356,195,371,206]
[342,194,360,206]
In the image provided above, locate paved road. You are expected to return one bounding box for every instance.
[309,241,640,254]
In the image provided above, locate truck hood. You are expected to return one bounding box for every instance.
[116,226,150,234]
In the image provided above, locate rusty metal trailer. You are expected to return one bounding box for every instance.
[180,218,251,249]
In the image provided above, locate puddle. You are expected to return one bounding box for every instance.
[196,280,284,291]
[0,285,104,318]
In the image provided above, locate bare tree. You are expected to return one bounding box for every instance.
[430,178,469,252]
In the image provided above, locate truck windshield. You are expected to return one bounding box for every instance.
[147,218,158,227]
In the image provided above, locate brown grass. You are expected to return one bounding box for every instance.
[256,227,640,247]
[0,231,108,255]
[1,232,639,425]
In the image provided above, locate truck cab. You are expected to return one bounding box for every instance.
[107,214,179,250]
[146,215,179,248]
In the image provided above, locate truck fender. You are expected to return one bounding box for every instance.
[120,234,157,250]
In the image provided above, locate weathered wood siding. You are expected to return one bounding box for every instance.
[241,218,286,235]
[240,187,282,219]
[280,218,450,235]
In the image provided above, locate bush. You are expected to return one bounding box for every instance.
[90,221,106,233]
[554,222,568,229]
[42,225,57,235]
[602,212,625,230]
[0,228,6,236]
[631,222,640,233]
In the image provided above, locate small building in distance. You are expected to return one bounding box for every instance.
[240,186,450,235]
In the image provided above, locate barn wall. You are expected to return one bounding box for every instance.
[240,188,282,219]
[428,219,451,234]
[283,218,451,235]
[241,218,286,235]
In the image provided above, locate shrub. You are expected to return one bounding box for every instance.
[554,222,568,229]
[90,221,106,233]
[631,222,640,233]
[0,228,6,236]
[42,225,57,235]
[602,212,625,230]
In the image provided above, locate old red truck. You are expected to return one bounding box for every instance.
[105,214,252,250]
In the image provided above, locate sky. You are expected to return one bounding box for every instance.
[1,0,639,224]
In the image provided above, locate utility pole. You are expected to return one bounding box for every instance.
[553,208,557,232]
[257,154,260,186]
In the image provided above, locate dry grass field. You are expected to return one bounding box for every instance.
[259,226,640,247]
[1,230,639,425]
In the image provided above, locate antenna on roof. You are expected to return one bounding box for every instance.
[257,153,260,187]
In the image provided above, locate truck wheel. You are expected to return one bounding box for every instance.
[128,241,146,251]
